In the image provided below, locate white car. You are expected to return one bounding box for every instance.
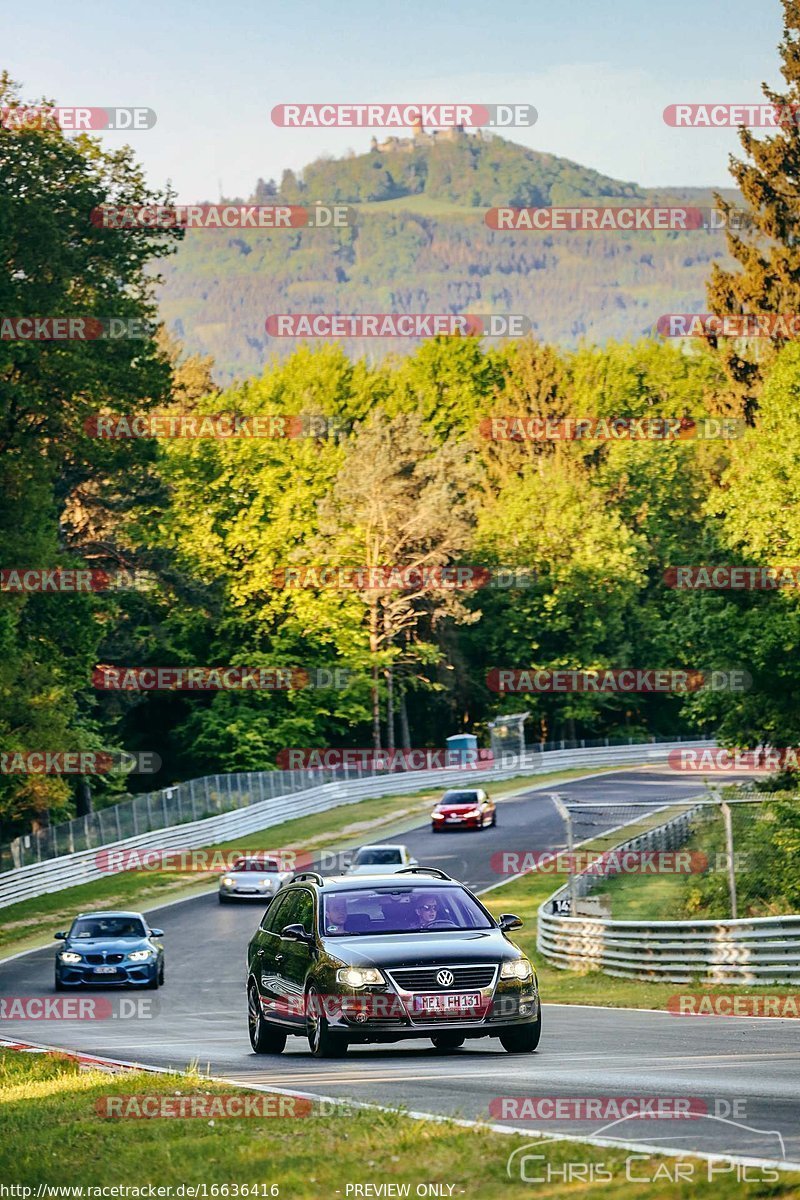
[345,844,418,876]
[218,856,294,903]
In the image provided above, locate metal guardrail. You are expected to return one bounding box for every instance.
[0,739,711,910]
[537,800,800,985]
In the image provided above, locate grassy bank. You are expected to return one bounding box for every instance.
[1,1049,795,1197]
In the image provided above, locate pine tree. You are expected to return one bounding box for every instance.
[707,0,800,419]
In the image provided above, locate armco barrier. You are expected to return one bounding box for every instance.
[0,740,711,909]
[537,799,800,985]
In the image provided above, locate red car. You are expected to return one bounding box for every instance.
[431,788,496,832]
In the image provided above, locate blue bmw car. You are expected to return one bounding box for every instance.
[54,911,164,989]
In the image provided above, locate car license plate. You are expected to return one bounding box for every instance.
[412,992,481,1015]
[237,887,257,893]
[94,966,117,974]
[446,815,461,822]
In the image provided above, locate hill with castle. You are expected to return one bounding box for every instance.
[156,130,738,382]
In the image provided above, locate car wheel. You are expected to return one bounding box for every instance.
[491,811,497,827]
[219,894,229,904]
[158,961,165,985]
[146,968,160,989]
[431,824,439,833]
[431,1034,464,1051]
[248,982,287,1054]
[307,987,348,1058]
[499,1014,541,1053]
[54,974,65,992]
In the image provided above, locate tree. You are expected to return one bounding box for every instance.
[312,411,481,749]
[707,0,800,418]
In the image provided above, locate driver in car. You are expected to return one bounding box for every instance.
[414,895,441,929]
[325,895,349,933]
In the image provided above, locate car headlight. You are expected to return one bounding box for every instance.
[60,952,82,964]
[500,958,533,981]
[336,967,384,987]
[221,876,235,887]
[128,950,154,961]
[258,878,274,888]
[432,811,443,818]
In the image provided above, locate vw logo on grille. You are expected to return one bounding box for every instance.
[436,969,454,988]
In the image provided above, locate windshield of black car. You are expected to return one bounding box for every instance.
[70,917,147,938]
[441,792,479,805]
[321,887,493,936]
[232,859,280,872]
[354,848,402,865]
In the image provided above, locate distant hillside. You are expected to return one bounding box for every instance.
[156,134,738,382]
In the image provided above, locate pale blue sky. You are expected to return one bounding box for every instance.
[4,0,786,200]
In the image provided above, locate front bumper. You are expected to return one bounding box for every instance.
[56,961,158,987]
[220,887,279,900]
[432,814,482,829]
[268,979,539,1040]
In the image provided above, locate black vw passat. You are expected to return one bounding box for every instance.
[54,911,164,989]
[246,867,540,1057]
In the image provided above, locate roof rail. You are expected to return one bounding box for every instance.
[394,866,453,881]
[291,871,325,885]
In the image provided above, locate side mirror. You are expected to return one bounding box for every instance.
[499,913,524,932]
[281,923,314,945]
[149,928,164,938]
[409,857,418,866]
[54,931,67,940]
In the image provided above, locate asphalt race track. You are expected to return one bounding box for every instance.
[2,768,799,1167]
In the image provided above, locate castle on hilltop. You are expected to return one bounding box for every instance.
[370,117,482,154]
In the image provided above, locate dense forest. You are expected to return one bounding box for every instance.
[3,0,800,847]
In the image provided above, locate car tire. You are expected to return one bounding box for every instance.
[499,1014,541,1053]
[491,811,497,827]
[431,824,439,833]
[54,974,65,992]
[219,894,229,904]
[307,987,348,1058]
[146,969,160,989]
[248,982,287,1054]
[158,961,165,986]
[431,1034,464,1051]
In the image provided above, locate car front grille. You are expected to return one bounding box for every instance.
[85,954,125,964]
[387,964,497,991]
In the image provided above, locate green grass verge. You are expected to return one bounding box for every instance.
[1,1050,796,1197]
[0,767,616,959]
